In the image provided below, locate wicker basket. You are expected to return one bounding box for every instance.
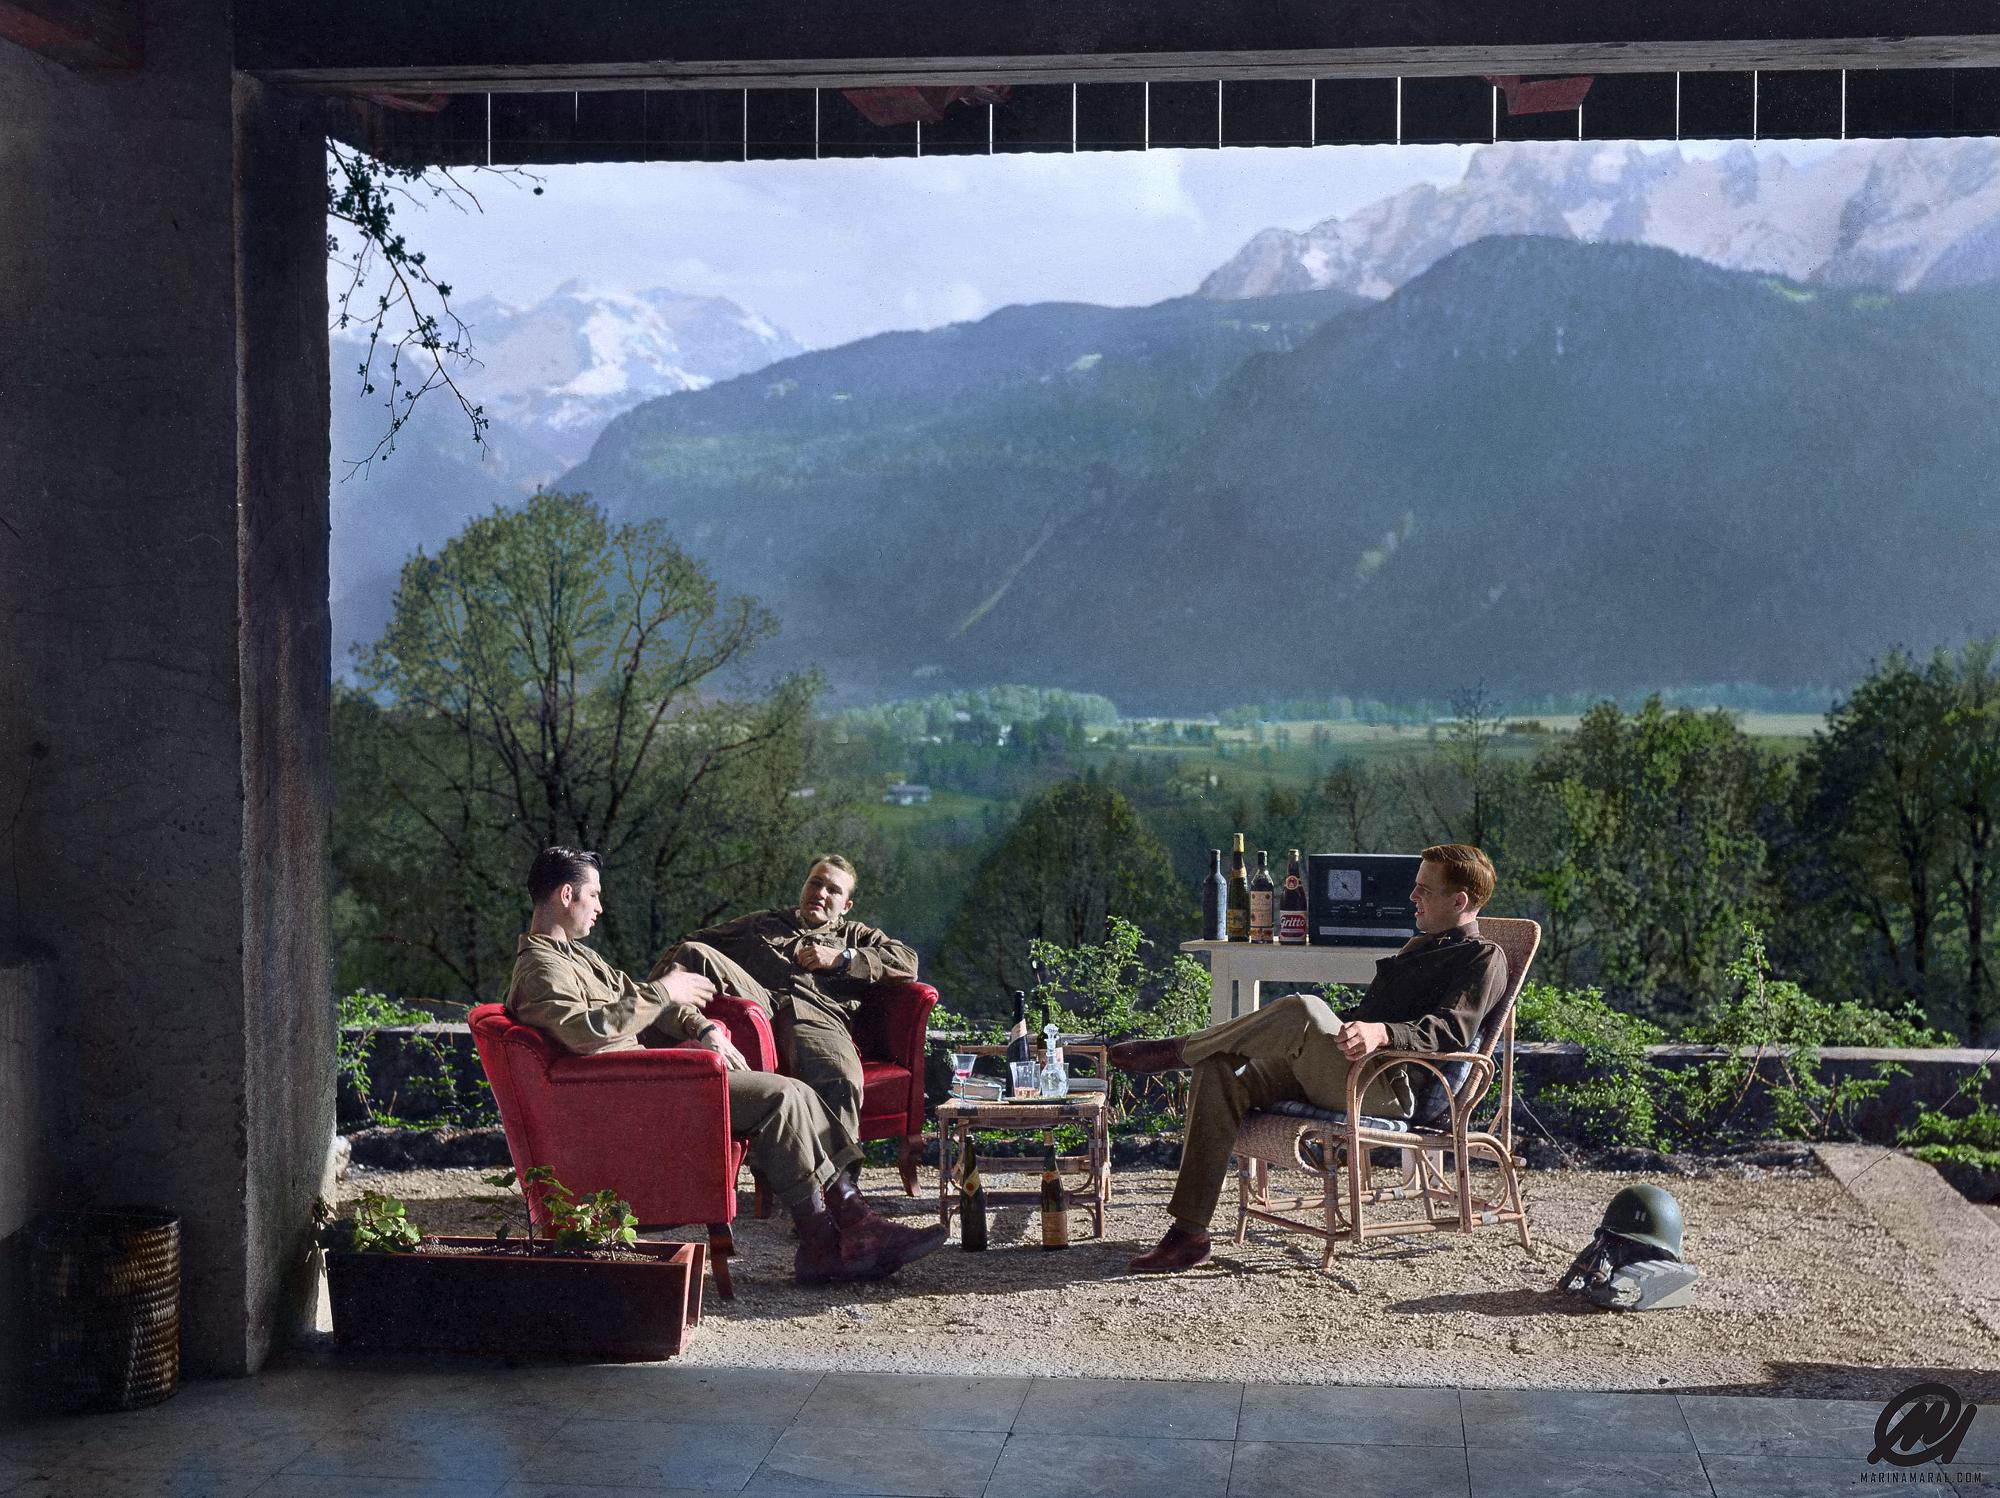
[29,1207,180,1413]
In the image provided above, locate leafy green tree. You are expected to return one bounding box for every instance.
[1511,698,1782,1017]
[333,491,824,999]
[1785,642,2000,1038]
[1940,640,2000,1037]
[936,778,1194,1005]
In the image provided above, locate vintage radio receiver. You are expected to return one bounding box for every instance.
[1305,853,1422,946]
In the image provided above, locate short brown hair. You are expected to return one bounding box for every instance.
[810,853,857,886]
[1421,844,1495,908]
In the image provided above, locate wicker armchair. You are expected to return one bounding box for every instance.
[1230,916,1541,1266]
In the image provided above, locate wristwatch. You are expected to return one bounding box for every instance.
[837,946,856,972]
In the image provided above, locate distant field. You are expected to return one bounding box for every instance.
[859,787,999,826]
[1127,712,1827,744]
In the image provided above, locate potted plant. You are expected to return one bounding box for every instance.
[322,1168,705,1360]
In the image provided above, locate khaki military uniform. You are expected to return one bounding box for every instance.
[1167,922,1508,1231]
[505,933,860,1208]
[649,911,918,1150]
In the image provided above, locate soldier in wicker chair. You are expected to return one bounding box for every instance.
[1110,843,1508,1273]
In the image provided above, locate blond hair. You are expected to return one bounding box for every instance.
[810,853,858,887]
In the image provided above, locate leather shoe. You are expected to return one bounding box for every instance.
[1108,1035,1187,1075]
[1128,1223,1211,1273]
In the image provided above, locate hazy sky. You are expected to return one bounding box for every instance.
[349,144,1490,349]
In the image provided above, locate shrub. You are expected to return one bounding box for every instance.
[1898,1071,2000,1171]
[325,1189,422,1254]
[1516,981,1665,1148]
[337,988,495,1129]
[1514,925,1937,1150]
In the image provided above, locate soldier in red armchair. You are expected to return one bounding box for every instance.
[505,847,945,1285]
[647,854,914,1165]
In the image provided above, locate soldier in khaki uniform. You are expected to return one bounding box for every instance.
[647,854,914,1158]
[1111,843,1509,1273]
[504,847,945,1285]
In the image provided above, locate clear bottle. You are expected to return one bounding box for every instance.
[1226,833,1251,943]
[1278,848,1310,945]
[1039,1021,1068,1096]
[1249,849,1276,943]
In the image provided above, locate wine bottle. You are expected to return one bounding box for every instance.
[1006,989,1031,1066]
[1279,848,1309,945]
[958,1151,988,1251]
[1039,1139,1069,1250]
[1202,848,1228,941]
[1249,849,1276,943]
[1226,833,1251,943]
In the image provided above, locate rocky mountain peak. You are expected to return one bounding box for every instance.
[1198,138,2000,301]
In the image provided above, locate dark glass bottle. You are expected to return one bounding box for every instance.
[1226,833,1251,943]
[1039,1140,1069,1250]
[1202,848,1228,941]
[1006,989,1031,1066]
[1279,848,1309,945]
[959,1152,988,1251]
[1249,849,1276,943]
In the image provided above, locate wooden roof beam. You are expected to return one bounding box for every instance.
[236,1,2000,94]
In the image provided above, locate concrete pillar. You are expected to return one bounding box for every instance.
[0,2,333,1376]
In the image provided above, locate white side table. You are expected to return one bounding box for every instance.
[1179,941,1402,1024]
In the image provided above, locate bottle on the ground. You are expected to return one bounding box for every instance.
[1249,848,1276,943]
[1006,990,1031,1066]
[1202,848,1228,941]
[1279,848,1309,945]
[958,1150,988,1251]
[1226,833,1251,943]
[1039,1140,1069,1250]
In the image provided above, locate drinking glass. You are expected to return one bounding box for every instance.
[949,1052,976,1099]
[1009,1060,1040,1097]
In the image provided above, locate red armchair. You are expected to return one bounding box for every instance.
[844,980,940,1195]
[467,995,776,1300]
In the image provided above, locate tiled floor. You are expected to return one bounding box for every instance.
[1,1363,1994,1497]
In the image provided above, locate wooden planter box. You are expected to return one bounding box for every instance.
[326,1238,704,1360]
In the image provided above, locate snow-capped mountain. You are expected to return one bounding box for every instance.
[441,281,804,468]
[1199,137,2000,300]
[329,281,801,666]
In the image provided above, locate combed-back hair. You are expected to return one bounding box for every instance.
[1420,843,1497,907]
[527,846,602,905]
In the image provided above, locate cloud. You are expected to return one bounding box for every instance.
[897,280,987,329]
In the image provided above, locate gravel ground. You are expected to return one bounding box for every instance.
[336,1153,2000,1399]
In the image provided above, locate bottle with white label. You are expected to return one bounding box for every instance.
[1249,849,1276,943]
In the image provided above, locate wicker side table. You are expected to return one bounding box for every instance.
[935,1092,1110,1239]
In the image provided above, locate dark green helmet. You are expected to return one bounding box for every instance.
[1600,1183,1684,1260]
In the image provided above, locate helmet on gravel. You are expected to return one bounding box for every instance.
[1599,1183,1684,1260]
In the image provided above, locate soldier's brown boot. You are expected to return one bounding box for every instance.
[1108,1035,1187,1075]
[792,1197,852,1285]
[824,1175,948,1279]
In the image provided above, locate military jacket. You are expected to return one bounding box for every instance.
[504,933,710,1055]
[682,909,919,1016]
